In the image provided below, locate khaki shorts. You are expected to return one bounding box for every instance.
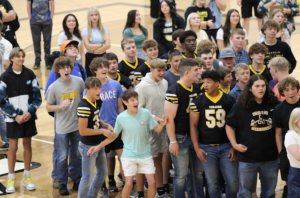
[121,157,156,176]
[148,127,168,157]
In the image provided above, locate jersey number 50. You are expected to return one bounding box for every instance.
[205,109,226,128]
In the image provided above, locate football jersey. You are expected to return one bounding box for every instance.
[249,65,272,82]
[118,57,144,87]
[181,52,198,59]
[190,91,235,144]
[77,96,103,145]
[134,61,151,81]
[165,81,201,136]
[218,85,235,94]
[107,73,131,91]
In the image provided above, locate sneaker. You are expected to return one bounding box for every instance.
[100,188,109,198]
[116,172,123,182]
[144,181,148,190]
[6,176,15,194]
[73,182,79,190]
[0,142,9,151]
[68,171,73,181]
[130,189,138,198]
[155,193,166,198]
[45,61,51,69]
[52,178,59,188]
[23,175,36,191]
[164,193,172,198]
[33,62,40,70]
[108,181,118,192]
[59,184,69,195]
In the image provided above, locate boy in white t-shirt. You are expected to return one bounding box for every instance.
[0,20,12,70]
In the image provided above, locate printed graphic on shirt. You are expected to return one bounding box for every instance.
[250,111,273,131]
[197,11,208,21]
[61,86,80,106]
[100,89,117,102]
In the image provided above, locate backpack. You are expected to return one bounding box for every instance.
[11,13,20,32]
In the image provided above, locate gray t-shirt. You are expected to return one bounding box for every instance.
[45,76,84,134]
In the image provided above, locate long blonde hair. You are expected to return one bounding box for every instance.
[185,12,201,31]
[87,7,105,42]
[271,8,284,31]
[289,108,300,134]
[189,0,208,8]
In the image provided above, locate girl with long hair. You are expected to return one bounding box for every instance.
[185,0,214,38]
[82,7,111,77]
[58,14,86,66]
[226,75,279,197]
[216,9,247,52]
[123,10,148,60]
[185,12,209,47]
[154,0,185,57]
[257,9,290,46]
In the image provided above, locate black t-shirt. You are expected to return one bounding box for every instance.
[184,6,213,36]
[190,91,235,144]
[262,41,296,73]
[165,81,201,136]
[77,97,103,145]
[118,57,144,87]
[0,0,14,34]
[226,101,278,163]
[134,62,151,81]
[107,73,131,91]
[249,65,273,82]
[273,99,300,148]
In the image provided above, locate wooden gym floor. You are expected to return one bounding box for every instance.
[1,0,300,197]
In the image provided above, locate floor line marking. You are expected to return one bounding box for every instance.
[32,138,54,145]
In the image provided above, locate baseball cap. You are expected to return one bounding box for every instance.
[61,40,79,51]
[219,47,236,58]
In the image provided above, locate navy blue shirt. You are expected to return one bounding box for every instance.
[164,70,180,88]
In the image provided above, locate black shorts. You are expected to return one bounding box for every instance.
[279,149,290,181]
[6,120,37,139]
[241,0,263,19]
[104,132,123,153]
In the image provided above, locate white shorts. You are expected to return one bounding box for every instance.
[121,157,156,176]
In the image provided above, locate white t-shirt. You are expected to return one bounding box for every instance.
[0,37,12,60]
[82,26,109,52]
[57,31,82,61]
[285,130,300,168]
[216,28,248,47]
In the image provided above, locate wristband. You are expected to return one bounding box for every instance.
[170,141,177,144]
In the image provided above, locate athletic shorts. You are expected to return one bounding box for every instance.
[104,132,123,153]
[121,157,156,176]
[107,150,117,158]
[148,128,168,157]
[7,120,37,139]
[279,148,290,181]
[241,0,263,19]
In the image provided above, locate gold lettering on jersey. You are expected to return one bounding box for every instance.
[61,91,79,101]
[209,105,222,109]
[197,11,208,21]
[250,111,272,131]
[94,109,99,115]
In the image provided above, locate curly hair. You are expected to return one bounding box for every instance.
[53,56,74,78]
[278,76,300,97]
[89,57,109,76]
[237,75,278,109]
[248,43,268,64]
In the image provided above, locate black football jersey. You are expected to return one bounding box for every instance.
[165,81,201,136]
[77,97,102,145]
[107,73,131,91]
[118,57,144,87]
[190,92,235,144]
[181,52,198,59]
[218,85,235,94]
[196,82,205,93]
[249,65,273,82]
[134,61,151,82]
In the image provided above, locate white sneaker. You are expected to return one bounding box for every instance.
[23,174,36,190]
[6,176,16,194]
[52,178,59,188]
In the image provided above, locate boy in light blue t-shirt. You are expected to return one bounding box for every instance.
[87,89,168,198]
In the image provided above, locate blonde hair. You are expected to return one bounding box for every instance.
[189,0,208,8]
[235,63,249,73]
[271,8,284,31]
[121,37,135,50]
[289,108,300,134]
[87,7,105,42]
[268,57,290,72]
[150,58,167,70]
[185,12,201,31]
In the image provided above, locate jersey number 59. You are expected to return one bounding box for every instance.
[205,109,226,128]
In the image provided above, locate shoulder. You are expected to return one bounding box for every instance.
[23,66,36,78]
[285,130,299,141]
[77,98,89,108]
[103,26,109,34]
[123,28,132,34]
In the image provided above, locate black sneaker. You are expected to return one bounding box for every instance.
[59,184,69,195]
[72,182,79,190]
[116,172,123,182]
[0,143,9,151]
[33,62,40,70]
[282,185,288,198]
[45,61,51,69]
[144,181,148,190]
[108,180,118,192]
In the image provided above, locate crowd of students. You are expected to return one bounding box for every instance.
[1,0,300,198]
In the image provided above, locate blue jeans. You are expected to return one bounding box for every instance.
[167,134,205,198]
[200,142,238,198]
[51,118,74,179]
[288,166,300,198]
[78,141,108,198]
[0,113,9,144]
[238,159,279,198]
[57,130,82,184]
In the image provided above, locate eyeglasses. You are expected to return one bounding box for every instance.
[60,66,71,71]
